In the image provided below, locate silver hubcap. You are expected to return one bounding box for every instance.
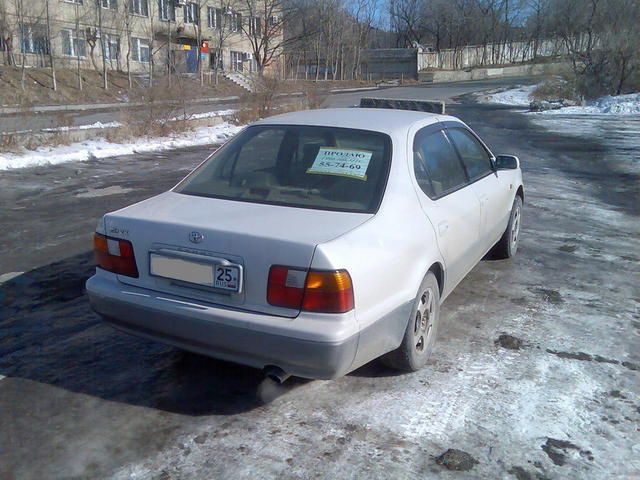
[414,288,435,353]
[511,206,521,251]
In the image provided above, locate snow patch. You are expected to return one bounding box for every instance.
[539,92,640,115]
[0,122,243,170]
[480,84,640,115]
[481,85,537,106]
[75,186,135,198]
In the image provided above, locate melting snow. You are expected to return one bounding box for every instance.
[480,84,640,115]
[482,85,537,106]
[0,122,242,170]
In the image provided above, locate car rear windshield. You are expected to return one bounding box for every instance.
[175,125,392,213]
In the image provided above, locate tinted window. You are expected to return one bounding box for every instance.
[447,128,493,180]
[176,125,391,213]
[413,129,468,198]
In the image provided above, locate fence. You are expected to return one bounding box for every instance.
[417,36,587,71]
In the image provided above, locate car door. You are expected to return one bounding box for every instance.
[410,126,481,295]
[445,126,511,252]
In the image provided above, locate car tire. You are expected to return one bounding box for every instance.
[490,195,522,260]
[381,271,440,372]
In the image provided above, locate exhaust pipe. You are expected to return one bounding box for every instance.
[263,365,290,384]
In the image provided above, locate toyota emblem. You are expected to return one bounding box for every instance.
[189,231,204,244]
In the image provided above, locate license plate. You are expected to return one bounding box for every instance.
[149,254,241,292]
[212,264,240,291]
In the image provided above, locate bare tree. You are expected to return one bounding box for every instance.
[44,0,57,90]
[208,0,238,83]
[239,0,291,76]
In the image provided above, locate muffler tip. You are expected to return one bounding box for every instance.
[263,365,291,384]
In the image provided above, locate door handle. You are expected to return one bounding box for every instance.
[479,193,489,206]
[438,221,449,236]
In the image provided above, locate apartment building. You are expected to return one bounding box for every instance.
[0,0,281,75]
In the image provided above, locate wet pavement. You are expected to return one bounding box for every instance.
[1,84,639,479]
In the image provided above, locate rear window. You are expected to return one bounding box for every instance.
[175,125,392,213]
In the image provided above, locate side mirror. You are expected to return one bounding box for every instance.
[495,155,519,170]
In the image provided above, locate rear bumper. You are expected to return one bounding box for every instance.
[86,272,359,379]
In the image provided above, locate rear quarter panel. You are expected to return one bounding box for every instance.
[310,127,444,369]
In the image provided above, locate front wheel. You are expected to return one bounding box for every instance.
[490,195,522,259]
[381,272,441,372]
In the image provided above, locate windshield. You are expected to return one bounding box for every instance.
[175,125,392,213]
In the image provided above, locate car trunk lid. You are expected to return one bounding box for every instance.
[103,191,371,317]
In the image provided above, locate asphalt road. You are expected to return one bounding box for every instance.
[1,82,639,479]
[1,77,536,134]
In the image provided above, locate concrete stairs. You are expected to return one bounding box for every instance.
[223,72,255,93]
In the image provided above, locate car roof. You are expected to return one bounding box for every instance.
[253,108,461,136]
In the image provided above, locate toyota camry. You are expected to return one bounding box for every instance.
[86,101,524,381]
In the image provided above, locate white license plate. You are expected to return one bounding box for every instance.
[149,254,241,292]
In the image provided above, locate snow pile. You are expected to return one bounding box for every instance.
[482,84,537,106]
[480,84,640,115]
[540,92,640,115]
[0,122,242,170]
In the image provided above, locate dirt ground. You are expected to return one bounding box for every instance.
[0,67,246,107]
[0,84,638,479]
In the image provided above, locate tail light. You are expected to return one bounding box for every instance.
[267,266,354,313]
[93,233,139,278]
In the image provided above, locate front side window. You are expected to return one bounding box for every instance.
[175,125,392,213]
[129,0,149,16]
[447,128,494,180]
[61,29,86,57]
[131,37,150,62]
[413,129,468,199]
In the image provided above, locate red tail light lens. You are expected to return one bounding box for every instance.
[93,233,139,278]
[267,266,306,309]
[267,266,354,313]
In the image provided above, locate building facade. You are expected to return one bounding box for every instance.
[0,0,281,75]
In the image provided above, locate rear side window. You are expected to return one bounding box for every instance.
[447,128,494,180]
[413,129,468,199]
[175,125,391,213]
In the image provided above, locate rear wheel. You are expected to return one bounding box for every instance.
[490,195,522,259]
[382,272,440,372]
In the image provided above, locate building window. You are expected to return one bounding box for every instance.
[63,0,83,4]
[229,12,242,32]
[268,15,279,27]
[131,37,150,62]
[21,25,50,54]
[207,7,222,29]
[209,51,223,70]
[102,34,120,61]
[61,29,86,57]
[101,0,117,9]
[159,0,175,21]
[248,16,261,36]
[129,0,149,16]
[230,50,243,71]
[183,2,198,24]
